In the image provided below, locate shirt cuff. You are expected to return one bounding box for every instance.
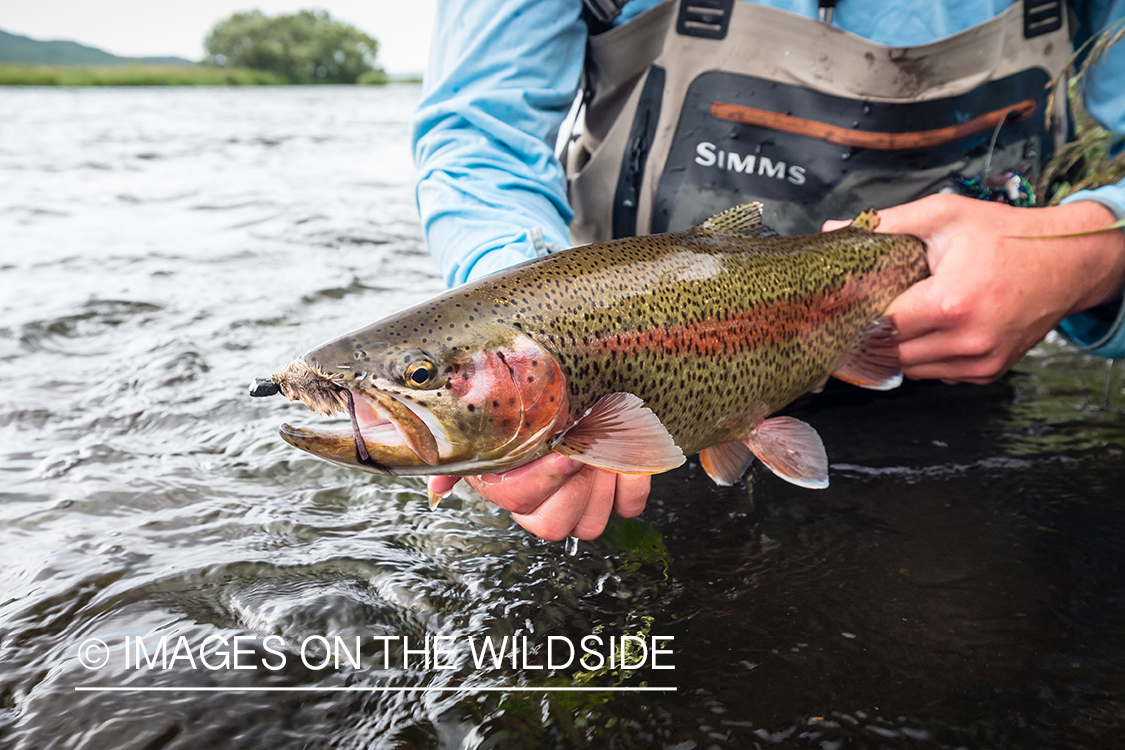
[460,227,568,284]
[1056,189,1125,358]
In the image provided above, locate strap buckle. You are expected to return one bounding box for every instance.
[676,0,736,40]
[1024,0,1063,38]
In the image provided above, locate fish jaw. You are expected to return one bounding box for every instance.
[276,374,444,474]
[274,334,571,476]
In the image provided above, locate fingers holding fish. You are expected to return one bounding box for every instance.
[506,463,599,542]
[425,455,648,540]
[501,468,648,541]
[464,453,586,516]
[611,473,650,519]
[565,467,618,541]
[876,196,1125,384]
[462,458,648,541]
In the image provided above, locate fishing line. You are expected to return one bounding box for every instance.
[981,109,1012,182]
[344,388,373,463]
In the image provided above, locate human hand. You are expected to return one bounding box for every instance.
[427,453,650,541]
[824,194,1125,384]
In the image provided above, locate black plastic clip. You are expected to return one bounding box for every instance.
[676,0,736,40]
[1024,0,1063,38]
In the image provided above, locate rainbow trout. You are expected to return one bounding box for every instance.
[264,203,928,489]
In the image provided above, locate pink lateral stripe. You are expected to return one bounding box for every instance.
[582,276,881,357]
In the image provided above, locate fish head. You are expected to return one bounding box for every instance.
[274,298,568,476]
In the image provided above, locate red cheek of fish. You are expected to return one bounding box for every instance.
[447,350,524,439]
[498,345,568,441]
[446,345,567,446]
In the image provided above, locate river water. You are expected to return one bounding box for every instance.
[2,86,1125,750]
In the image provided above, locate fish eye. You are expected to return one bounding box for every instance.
[404,359,439,388]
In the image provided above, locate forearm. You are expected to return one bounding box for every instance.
[412,0,586,287]
[1056,192,1125,356]
[1055,0,1125,354]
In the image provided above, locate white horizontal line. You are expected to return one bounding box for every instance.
[74,686,676,693]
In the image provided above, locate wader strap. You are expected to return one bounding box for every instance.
[818,0,837,25]
[584,0,632,34]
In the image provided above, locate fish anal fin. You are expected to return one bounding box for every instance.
[744,416,829,489]
[700,441,754,486]
[552,393,685,474]
[695,202,780,239]
[832,317,903,391]
[850,208,881,232]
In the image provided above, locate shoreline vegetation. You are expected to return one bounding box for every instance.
[1,11,411,87]
[0,64,416,86]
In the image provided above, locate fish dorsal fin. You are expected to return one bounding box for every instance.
[696,202,779,239]
[743,416,829,489]
[700,441,754,486]
[850,208,881,232]
[551,393,686,474]
[832,317,903,391]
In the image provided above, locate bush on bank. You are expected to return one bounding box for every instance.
[203,10,384,84]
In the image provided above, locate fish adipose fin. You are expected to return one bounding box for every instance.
[832,317,903,391]
[552,392,686,474]
[744,417,829,489]
[850,208,881,232]
[696,202,779,239]
[700,441,754,486]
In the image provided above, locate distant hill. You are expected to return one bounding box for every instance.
[0,28,192,65]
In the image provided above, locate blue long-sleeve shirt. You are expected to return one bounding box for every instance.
[413,0,1125,357]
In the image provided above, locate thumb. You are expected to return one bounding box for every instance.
[868,194,966,237]
[822,195,964,237]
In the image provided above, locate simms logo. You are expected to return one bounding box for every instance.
[695,142,806,186]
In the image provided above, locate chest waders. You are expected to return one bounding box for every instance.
[564,0,1071,244]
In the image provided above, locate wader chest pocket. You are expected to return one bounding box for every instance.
[650,68,1054,235]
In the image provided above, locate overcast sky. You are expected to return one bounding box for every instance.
[1,1,437,74]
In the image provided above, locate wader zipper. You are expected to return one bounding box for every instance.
[612,65,665,238]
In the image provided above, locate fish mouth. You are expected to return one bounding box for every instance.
[275,360,442,474]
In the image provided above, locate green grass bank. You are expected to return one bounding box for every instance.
[0,64,404,86]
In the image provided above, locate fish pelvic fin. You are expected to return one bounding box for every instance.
[551,392,686,474]
[696,201,779,239]
[832,317,904,391]
[700,441,754,486]
[744,416,829,489]
[850,208,881,232]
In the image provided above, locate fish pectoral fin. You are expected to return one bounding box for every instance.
[744,416,829,489]
[850,208,881,232]
[695,201,779,239]
[700,441,754,486]
[831,317,903,391]
[551,392,686,474]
